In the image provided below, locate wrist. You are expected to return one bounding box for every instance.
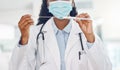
[20,36,29,45]
[85,33,95,43]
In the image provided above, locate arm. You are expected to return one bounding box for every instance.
[9,15,36,70]
[75,13,112,70]
[87,35,112,70]
[9,26,37,70]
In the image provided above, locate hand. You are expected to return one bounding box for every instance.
[18,14,34,45]
[75,13,95,43]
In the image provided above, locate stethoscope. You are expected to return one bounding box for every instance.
[35,19,87,66]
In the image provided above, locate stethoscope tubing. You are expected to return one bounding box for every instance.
[35,23,85,65]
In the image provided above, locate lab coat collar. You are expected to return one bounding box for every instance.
[42,17,61,70]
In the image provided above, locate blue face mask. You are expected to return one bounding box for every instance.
[48,1,72,19]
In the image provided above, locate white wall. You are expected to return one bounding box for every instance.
[0,1,42,70]
[93,0,120,40]
[0,0,42,26]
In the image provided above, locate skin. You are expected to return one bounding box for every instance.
[18,0,95,45]
[53,14,95,43]
[75,13,95,43]
[18,14,34,45]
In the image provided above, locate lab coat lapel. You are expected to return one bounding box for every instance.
[43,18,61,70]
[65,20,82,61]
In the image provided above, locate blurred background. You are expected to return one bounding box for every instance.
[0,0,120,70]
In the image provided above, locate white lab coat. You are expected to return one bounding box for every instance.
[9,18,112,70]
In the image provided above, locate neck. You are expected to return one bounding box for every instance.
[53,17,70,30]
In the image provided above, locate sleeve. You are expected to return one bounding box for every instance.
[86,34,112,70]
[9,26,38,70]
[86,42,93,49]
[9,45,28,70]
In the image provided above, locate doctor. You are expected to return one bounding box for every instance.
[9,0,112,70]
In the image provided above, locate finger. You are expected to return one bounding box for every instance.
[20,22,31,30]
[23,19,34,27]
[27,19,34,25]
[19,18,33,27]
[19,20,34,29]
[77,13,90,18]
[19,16,32,24]
[24,22,32,30]
[19,16,30,25]
[21,14,31,20]
[84,13,91,18]
[18,14,32,24]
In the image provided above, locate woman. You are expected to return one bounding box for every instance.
[9,0,112,70]
[18,0,77,45]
